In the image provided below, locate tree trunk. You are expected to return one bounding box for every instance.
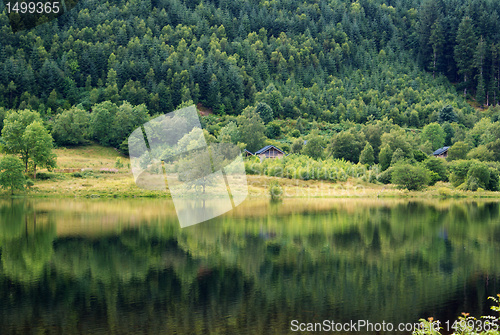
[34,164,37,180]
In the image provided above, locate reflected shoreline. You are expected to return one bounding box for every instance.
[1,199,500,334]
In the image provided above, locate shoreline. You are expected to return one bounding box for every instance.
[2,174,500,199]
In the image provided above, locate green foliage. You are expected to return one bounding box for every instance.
[115,158,124,169]
[0,155,26,195]
[269,180,283,202]
[391,163,430,190]
[438,105,458,124]
[90,101,118,146]
[329,131,365,163]
[239,110,266,153]
[390,148,406,166]
[218,121,239,144]
[379,144,392,171]
[377,167,393,184]
[413,150,428,162]
[421,122,445,151]
[1,109,42,170]
[449,160,473,187]
[381,129,413,159]
[423,157,448,183]
[244,154,365,183]
[112,102,149,148]
[302,132,324,160]
[291,138,304,154]
[488,168,500,191]
[265,121,281,139]
[23,121,57,178]
[455,16,477,92]
[415,295,500,335]
[359,142,375,166]
[52,107,90,146]
[255,102,273,124]
[466,161,490,191]
[467,145,494,161]
[447,141,469,161]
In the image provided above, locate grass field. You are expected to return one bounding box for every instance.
[2,144,500,199]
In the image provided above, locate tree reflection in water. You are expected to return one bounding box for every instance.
[1,199,500,334]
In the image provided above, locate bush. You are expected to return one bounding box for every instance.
[438,187,452,197]
[415,294,500,335]
[447,141,469,161]
[423,157,448,183]
[413,149,428,162]
[115,157,124,169]
[488,168,500,191]
[391,163,430,190]
[465,161,490,191]
[377,167,393,184]
[449,160,472,187]
[269,180,283,201]
[36,172,54,180]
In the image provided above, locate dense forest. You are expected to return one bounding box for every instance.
[1,0,499,120]
[1,0,500,192]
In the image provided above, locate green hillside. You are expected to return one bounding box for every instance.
[1,0,500,195]
[1,0,499,121]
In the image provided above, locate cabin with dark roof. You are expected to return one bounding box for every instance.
[254,145,285,159]
[433,146,449,158]
[243,149,254,157]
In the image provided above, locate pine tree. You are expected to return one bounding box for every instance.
[490,43,500,106]
[429,20,444,78]
[455,17,477,97]
[474,36,487,106]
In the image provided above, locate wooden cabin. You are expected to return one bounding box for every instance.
[243,149,254,157]
[433,146,449,158]
[254,145,285,159]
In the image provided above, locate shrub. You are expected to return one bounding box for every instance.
[115,158,124,169]
[391,163,430,190]
[465,161,490,191]
[36,172,54,180]
[467,144,494,161]
[488,168,500,191]
[413,149,428,162]
[423,157,448,183]
[415,294,500,335]
[377,167,393,184]
[269,180,283,201]
[379,144,392,171]
[449,160,472,187]
[447,141,469,161]
[438,187,452,197]
[26,179,34,190]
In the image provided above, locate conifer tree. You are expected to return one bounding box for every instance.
[455,17,477,97]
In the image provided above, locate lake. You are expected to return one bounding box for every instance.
[1,198,500,334]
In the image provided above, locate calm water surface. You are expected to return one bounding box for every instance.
[1,198,500,334]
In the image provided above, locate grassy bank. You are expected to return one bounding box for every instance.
[2,145,500,199]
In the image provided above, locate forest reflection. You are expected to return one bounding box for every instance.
[1,199,500,334]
